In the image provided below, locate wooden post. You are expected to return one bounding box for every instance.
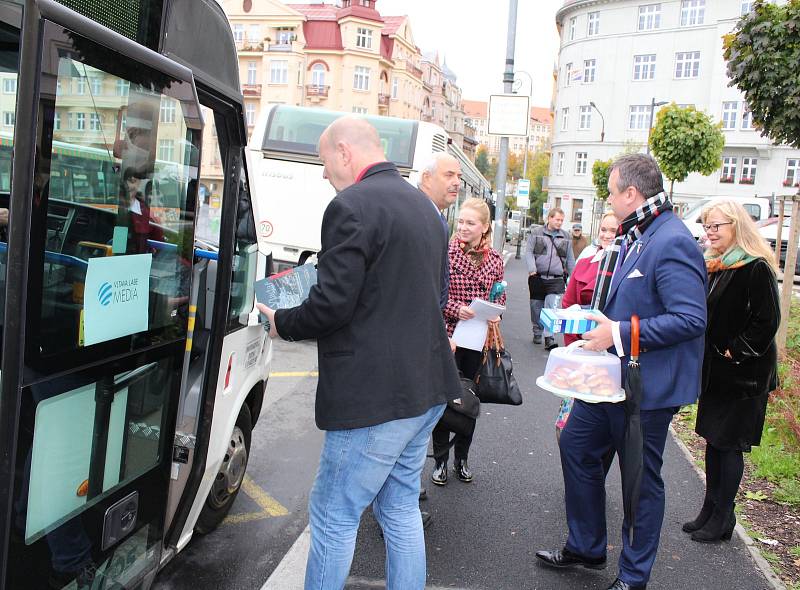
[776,195,800,356]
[776,197,785,267]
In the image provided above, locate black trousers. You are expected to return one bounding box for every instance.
[432,348,481,462]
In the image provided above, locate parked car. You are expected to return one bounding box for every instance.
[759,215,800,275]
[682,196,772,239]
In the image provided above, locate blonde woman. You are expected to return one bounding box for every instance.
[683,200,780,543]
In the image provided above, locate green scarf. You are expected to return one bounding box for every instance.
[705,246,759,273]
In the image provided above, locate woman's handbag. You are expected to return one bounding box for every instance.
[447,377,481,419]
[475,323,523,405]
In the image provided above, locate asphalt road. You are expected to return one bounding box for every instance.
[154,255,774,590]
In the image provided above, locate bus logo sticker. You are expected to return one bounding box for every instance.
[98,282,113,306]
[259,220,273,238]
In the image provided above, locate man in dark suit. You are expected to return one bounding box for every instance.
[258,117,460,590]
[535,154,707,590]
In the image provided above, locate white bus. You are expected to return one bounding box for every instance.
[247,105,491,270]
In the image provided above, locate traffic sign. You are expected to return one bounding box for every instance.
[488,94,530,136]
[516,179,530,209]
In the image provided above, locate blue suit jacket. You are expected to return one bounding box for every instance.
[602,210,707,410]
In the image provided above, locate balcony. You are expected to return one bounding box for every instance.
[242,84,262,97]
[406,60,423,79]
[378,93,390,107]
[306,85,329,100]
[236,41,264,52]
[268,41,293,52]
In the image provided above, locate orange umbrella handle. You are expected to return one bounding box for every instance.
[630,315,640,358]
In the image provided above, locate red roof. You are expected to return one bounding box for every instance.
[289,4,338,20]
[303,20,343,50]
[382,15,405,36]
[531,106,553,126]
[381,35,394,60]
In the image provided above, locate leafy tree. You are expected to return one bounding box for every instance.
[648,103,725,197]
[475,145,491,176]
[591,158,613,201]
[526,151,550,223]
[724,0,800,148]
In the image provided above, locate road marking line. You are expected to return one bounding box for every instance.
[269,371,319,378]
[223,475,289,525]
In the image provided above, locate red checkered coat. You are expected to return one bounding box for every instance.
[443,239,506,336]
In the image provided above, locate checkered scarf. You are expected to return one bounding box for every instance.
[590,192,672,311]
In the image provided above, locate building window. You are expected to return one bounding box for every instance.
[160,98,176,123]
[575,152,588,175]
[638,4,661,30]
[564,62,572,87]
[311,63,326,87]
[75,112,85,130]
[720,156,737,183]
[74,78,85,95]
[628,105,652,130]
[157,139,174,161]
[680,0,705,26]
[352,106,369,114]
[89,113,101,131]
[270,60,288,84]
[353,66,370,91]
[2,78,15,94]
[557,152,565,175]
[675,51,701,78]
[2,111,13,127]
[583,59,596,83]
[56,79,62,96]
[53,111,60,130]
[740,1,753,15]
[722,101,738,130]
[740,157,757,183]
[233,24,244,42]
[572,198,584,223]
[90,77,101,95]
[116,79,129,96]
[785,159,800,187]
[247,61,258,85]
[633,54,656,80]
[356,27,372,49]
[561,107,569,131]
[741,106,753,130]
[246,103,256,126]
[391,77,398,99]
[579,105,592,130]
[276,28,294,44]
[569,16,577,40]
[587,12,600,36]
[248,24,261,43]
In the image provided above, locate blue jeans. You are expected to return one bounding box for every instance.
[304,403,446,590]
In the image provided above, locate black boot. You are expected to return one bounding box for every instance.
[682,498,715,533]
[431,460,447,486]
[544,336,557,350]
[691,506,736,543]
[454,459,473,482]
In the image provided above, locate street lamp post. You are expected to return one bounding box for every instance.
[646,98,668,154]
[589,101,605,142]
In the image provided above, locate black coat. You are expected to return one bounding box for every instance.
[695,257,780,450]
[274,162,460,430]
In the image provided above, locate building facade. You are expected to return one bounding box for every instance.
[549,0,800,228]
[463,99,554,161]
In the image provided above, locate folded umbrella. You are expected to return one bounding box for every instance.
[621,315,643,546]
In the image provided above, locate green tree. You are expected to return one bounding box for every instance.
[724,0,800,148]
[475,146,491,176]
[526,151,550,223]
[591,158,613,201]
[648,103,725,197]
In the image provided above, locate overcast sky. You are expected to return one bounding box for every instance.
[376,0,563,108]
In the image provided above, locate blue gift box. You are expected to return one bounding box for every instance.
[540,308,598,334]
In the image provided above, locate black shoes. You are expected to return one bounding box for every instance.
[682,499,715,533]
[431,461,447,486]
[544,336,557,350]
[454,459,473,482]
[606,578,646,590]
[691,506,736,543]
[533,334,543,344]
[535,548,607,570]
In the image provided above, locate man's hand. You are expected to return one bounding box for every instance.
[255,303,279,338]
[582,313,614,352]
[458,306,476,321]
[529,271,537,277]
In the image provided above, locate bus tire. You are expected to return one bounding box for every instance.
[195,403,253,534]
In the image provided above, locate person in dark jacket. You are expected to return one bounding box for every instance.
[257,117,460,590]
[683,200,780,544]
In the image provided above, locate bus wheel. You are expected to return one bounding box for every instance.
[195,404,252,534]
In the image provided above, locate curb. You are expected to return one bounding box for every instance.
[668,425,787,590]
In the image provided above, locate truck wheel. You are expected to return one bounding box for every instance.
[195,404,252,534]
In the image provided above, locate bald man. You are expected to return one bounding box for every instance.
[258,117,460,590]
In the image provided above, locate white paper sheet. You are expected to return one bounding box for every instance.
[451,299,506,351]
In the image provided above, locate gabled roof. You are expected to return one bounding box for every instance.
[303,21,343,49]
[382,15,405,35]
[530,106,554,126]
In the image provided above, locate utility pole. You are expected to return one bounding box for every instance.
[493,0,518,252]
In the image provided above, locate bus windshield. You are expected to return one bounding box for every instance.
[262,105,418,168]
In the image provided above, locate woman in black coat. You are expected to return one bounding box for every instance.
[682,200,780,543]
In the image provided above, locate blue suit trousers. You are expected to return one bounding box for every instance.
[559,400,677,586]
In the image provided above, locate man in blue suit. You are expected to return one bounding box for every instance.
[535,154,707,590]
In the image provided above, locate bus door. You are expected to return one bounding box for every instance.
[0,5,204,589]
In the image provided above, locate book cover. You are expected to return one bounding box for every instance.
[255,263,317,310]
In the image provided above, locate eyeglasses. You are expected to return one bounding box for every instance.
[702,222,733,233]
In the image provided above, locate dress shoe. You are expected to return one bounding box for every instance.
[535,548,606,570]
[533,334,543,344]
[431,461,447,486]
[682,498,715,533]
[419,487,427,501]
[544,336,557,350]
[606,578,646,590]
[421,510,432,529]
[454,459,473,482]
[691,506,736,543]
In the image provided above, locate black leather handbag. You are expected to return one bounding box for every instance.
[447,377,481,419]
[475,324,523,406]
